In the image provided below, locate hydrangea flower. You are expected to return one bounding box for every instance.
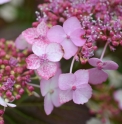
[58,70,92,104]
[114,90,122,110]
[0,0,10,4]
[0,97,16,108]
[26,40,63,79]
[40,69,62,115]
[88,58,118,84]
[22,21,48,45]
[47,17,86,59]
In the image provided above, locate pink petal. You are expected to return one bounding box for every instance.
[59,73,75,90]
[26,54,40,69]
[15,34,29,50]
[50,69,61,89]
[37,21,48,36]
[70,29,86,46]
[51,88,61,107]
[40,79,51,96]
[73,84,92,104]
[47,25,66,43]
[102,61,118,70]
[61,39,78,60]
[32,39,48,56]
[88,58,101,67]
[22,28,39,44]
[46,43,63,62]
[74,70,89,86]
[89,68,108,84]
[44,93,54,115]
[63,17,81,36]
[59,90,73,104]
[0,0,10,4]
[37,62,57,80]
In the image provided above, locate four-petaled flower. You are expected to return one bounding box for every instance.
[40,69,62,115]
[88,58,118,84]
[22,21,48,44]
[47,17,86,59]
[58,70,92,104]
[26,40,63,80]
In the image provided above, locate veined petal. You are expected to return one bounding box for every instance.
[22,28,39,44]
[32,39,48,56]
[88,58,101,67]
[59,73,75,90]
[74,70,89,85]
[61,39,78,60]
[70,29,86,46]
[37,62,57,80]
[51,88,61,107]
[47,25,66,43]
[15,34,29,50]
[59,90,73,104]
[37,21,48,36]
[89,68,108,84]
[102,61,118,70]
[46,43,63,62]
[63,17,81,36]
[26,54,40,69]
[44,93,54,115]
[73,84,92,104]
[0,97,7,107]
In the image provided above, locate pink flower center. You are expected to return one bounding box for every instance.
[40,54,48,63]
[66,35,70,39]
[72,86,76,91]
[97,61,103,70]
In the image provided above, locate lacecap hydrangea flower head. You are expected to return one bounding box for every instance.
[2,0,122,123]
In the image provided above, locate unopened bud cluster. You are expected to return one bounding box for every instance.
[0,39,34,104]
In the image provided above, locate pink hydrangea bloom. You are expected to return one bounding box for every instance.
[26,40,63,80]
[47,17,86,59]
[58,70,92,104]
[88,58,118,84]
[22,21,48,45]
[0,0,10,4]
[114,90,122,110]
[40,69,62,115]
[15,34,32,50]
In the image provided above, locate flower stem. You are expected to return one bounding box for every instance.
[31,76,38,80]
[100,42,109,60]
[26,82,40,88]
[70,56,75,73]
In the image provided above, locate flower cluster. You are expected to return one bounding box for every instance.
[17,13,119,117]
[1,0,122,123]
